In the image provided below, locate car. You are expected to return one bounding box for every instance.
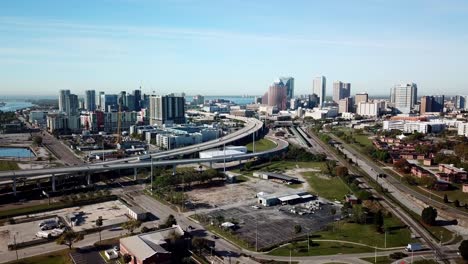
[211,234,219,239]
[113,246,120,251]
[188,225,195,230]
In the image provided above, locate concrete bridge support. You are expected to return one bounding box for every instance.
[86,173,91,186]
[12,176,16,196]
[52,174,56,192]
[172,164,177,176]
[134,168,137,181]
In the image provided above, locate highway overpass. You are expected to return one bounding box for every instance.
[0,136,288,195]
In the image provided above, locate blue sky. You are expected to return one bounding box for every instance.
[1,0,467,97]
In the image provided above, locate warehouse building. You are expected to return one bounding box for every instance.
[253,171,301,184]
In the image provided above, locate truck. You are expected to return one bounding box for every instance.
[405,243,423,252]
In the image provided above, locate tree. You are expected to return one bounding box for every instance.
[325,160,337,176]
[335,166,349,177]
[454,199,460,207]
[294,225,302,234]
[56,230,83,249]
[394,159,411,173]
[459,240,468,260]
[164,214,177,227]
[122,253,132,264]
[374,210,384,232]
[121,220,142,234]
[352,205,368,224]
[421,206,437,226]
[443,194,449,203]
[32,136,43,146]
[95,216,103,243]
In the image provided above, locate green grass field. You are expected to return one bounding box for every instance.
[245,138,277,152]
[361,256,393,264]
[314,216,413,248]
[302,171,350,201]
[0,160,19,171]
[5,249,71,264]
[268,241,374,256]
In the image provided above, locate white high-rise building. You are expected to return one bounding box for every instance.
[84,90,96,111]
[390,83,418,114]
[313,76,326,108]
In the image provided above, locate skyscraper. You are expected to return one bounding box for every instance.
[133,89,142,111]
[355,93,369,105]
[149,95,185,125]
[313,76,326,108]
[267,79,288,110]
[421,95,444,114]
[390,83,417,114]
[280,77,294,100]
[97,91,105,110]
[101,94,118,112]
[66,94,79,116]
[84,90,96,111]
[59,89,70,112]
[333,81,351,103]
[455,95,467,110]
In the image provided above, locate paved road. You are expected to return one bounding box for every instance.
[38,131,83,166]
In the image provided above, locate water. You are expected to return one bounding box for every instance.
[0,147,35,158]
[185,96,256,105]
[0,101,34,112]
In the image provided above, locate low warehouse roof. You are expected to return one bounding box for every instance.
[278,194,301,202]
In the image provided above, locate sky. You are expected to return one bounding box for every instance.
[1,0,468,97]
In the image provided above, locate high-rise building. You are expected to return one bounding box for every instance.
[66,94,79,116]
[59,89,71,112]
[355,93,369,105]
[421,95,444,114]
[133,89,142,111]
[267,79,288,110]
[333,81,351,103]
[119,91,127,108]
[313,76,326,108]
[280,77,294,100]
[192,95,205,105]
[101,94,118,112]
[97,91,105,110]
[125,94,135,111]
[338,97,353,113]
[455,95,467,110]
[390,83,417,114]
[84,90,96,111]
[149,95,185,125]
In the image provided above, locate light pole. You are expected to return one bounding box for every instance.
[150,157,154,192]
[223,143,226,173]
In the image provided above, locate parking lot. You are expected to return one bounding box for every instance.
[0,200,129,252]
[203,200,339,250]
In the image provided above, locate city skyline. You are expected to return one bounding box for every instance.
[1,0,468,96]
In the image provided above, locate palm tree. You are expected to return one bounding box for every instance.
[95,216,103,243]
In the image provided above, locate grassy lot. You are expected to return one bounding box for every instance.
[314,216,413,248]
[250,161,324,172]
[361,256,393,264]
[0,160,19,171]
[246,138,277,152]
[5,249,71,264]
[268,241,374,256]
[302,171,350,201]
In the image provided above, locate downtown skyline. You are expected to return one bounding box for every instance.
[1,0,468,96]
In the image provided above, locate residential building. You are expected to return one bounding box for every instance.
[85,111,137,133]
[149,95,185,125]
[58,89,70,113]
[84,90,96,111]
[333,81,351,103]
[97,91,104,110]
[455,95,467,110]
[29,111,48,126]
[390,83,418,114]
[357,101,381,117]
[133,89,142,111]
[458,122,468,137]
[313,76,326,108]
[192,94,205,105]
[101,94,118,112]
[65,94,79,116]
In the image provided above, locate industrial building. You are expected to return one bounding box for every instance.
[257,191,314,207]
[252,171,301,184]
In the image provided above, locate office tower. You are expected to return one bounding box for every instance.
[338,97,353,113]
[59,89,71,112]
[313,76,326,108]
[101,94,118,112]
[455,95,467,110]
[267,79,288,110]
[355,92,369,105]
[149,95,186,125]
[308,94,319,108]
[333,81,351,103]
[290,98,299,110]
[119,91,127,107]
[97,91,105,110]
[133,89,142,111]
[84,90,96,111]
[125,94,135,111]
[66,94,79,116]
[141,94,150,109]
[390,83,417,114]
[421,95,444,114]
[280,77,294,100]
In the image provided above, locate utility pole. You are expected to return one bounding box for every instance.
[255,215,258,252]
[252,132,255,153]
[223,143,226,173]
[374,245,377,264]
[384,231,387,249]
[150,157,154,192]
[14,234,18,261]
